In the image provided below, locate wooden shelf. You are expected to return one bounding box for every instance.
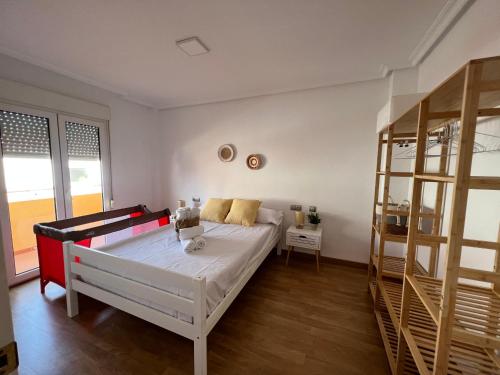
[402,325,500,375]
[415,233,500,251]
[372,255,427,280]
[384,209,437,219]
[407,275,500,350]
[375,300,420,375]
[469,176,500,190]
[414,174,455,183]
[374,309,398,374]
[369,279,376,303]
[373,224,408,244]
[377,171,414,177]
[379,279,500,375]
[414,175,500,190]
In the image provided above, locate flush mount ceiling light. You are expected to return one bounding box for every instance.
[176,37,210,56]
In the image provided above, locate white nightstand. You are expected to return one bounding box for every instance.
[286,225,323,272]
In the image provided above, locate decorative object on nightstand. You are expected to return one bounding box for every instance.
[286,225,323,272]
[290,204,304,229]
[307,211,321,230]
[294,211,305,229]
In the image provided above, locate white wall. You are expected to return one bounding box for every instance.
[0,230,14,350]
[415,0,500,279]
[418,0,500,92]
[0,53,163,211]
[159,79,387,263]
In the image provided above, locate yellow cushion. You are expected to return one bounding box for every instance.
[225,199,261,226]
[200,198,233,223]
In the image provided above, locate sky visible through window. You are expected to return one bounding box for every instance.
[3,157,102,202]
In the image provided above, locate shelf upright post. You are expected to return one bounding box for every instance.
[368,132,385,289]
[494,224,500,294]
[395,99,429,374]
[428,125,450,277]
[375,125,394,310]
[433,61,483,375]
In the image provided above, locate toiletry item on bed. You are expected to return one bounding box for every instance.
[193,236,206,250]
[179,225,204,240]
[176,207,190,220]
[181,238,197,253]
[175,207,200,238]
[192,197,201,208]
[190,207,200,219]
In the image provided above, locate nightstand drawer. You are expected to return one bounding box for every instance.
[287,232,320,250]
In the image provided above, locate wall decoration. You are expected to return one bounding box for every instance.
[246,154,263,170]
[218,144,235,162]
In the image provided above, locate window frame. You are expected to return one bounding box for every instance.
[0,103,112,286]
[58,114,112,218]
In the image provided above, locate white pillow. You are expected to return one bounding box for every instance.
[255,207,283,225]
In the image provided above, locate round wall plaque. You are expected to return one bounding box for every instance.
[218,144,235,162]
[246,154,262,170]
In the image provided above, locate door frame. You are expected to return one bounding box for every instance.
[0,103,66,286]
[57,114,112,218]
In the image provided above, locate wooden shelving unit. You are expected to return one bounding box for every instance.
[368,56,500,375]
[372,254,427,280]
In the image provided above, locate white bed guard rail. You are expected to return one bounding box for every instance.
[62,221,282,375]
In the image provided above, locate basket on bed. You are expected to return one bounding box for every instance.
[175,217,200,241]
[175,217,200,231]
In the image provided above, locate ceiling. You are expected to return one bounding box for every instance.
[0,0,458,109]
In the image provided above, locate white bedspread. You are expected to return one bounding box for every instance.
[93,221,279,318]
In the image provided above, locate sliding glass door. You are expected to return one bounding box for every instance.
[0,104,110,285]
[59,115,111,219]
[0,105,65,284]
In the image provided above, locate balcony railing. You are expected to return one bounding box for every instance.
[10,192,103,274]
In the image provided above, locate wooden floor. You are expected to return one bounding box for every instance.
[10,253,390,375]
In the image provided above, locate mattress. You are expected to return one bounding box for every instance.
[91,220,280,320]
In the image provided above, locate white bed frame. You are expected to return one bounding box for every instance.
[62,223,282,375]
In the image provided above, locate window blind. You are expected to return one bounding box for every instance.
[0,110,51,157]
[65,121,100,160]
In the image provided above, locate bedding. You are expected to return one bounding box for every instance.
[200,198,233,223]
[224,199,261,226]
[90,220,280,321]
[256,207,283,225]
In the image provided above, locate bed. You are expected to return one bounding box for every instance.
[62,217,283,375]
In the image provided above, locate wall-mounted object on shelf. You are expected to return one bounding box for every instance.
[375,196,411,236]
[397,199,410,227]
[218,144,235,162]
[246,154,263,169]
